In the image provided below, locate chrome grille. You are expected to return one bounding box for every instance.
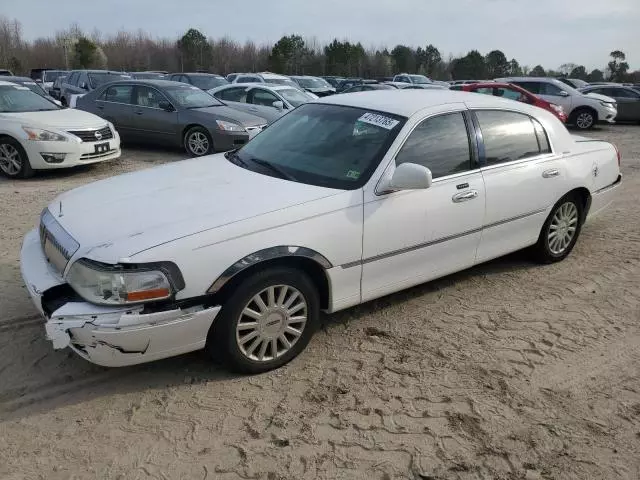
[40,209,80,272]
[67,126,113,142]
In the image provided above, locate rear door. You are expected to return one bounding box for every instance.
[130,85,179,144]
[474,109,566,262]
[95,84,136,136]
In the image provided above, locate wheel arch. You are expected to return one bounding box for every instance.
[207,246,332,310]
[570,105,598,124]
[565,186,592,222]
[181,123,209,140]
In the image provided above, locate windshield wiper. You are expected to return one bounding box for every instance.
[225,149,249,168]
[247,157,297,181]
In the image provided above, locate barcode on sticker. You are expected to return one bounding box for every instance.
[358,112,399,130]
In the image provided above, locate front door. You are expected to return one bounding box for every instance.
[130,85,179,144]
[473,109,567,263]
[361,107,486,302]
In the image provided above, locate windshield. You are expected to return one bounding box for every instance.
[20,81,47,96]
[133,72,165,80]
[190,75,229,90]
[164,85,223,108]
[409,75,432,84]
[43,70,67,82]
[0,85,59,112]
[264,78,299,88]
[296,77,330,89]
[88,72,130,88]
[278,87,313,107]
[232,103,405,189]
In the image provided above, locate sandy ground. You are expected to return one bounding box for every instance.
[0,128,639,480]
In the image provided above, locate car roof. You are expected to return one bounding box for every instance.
[317,89,525,117]
[0,76,34,83]
[174,72,224,77]
[258,72,290,79]
[101,79,194,87]
[213,82,292,91]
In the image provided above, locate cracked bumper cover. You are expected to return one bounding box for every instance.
[20,228,221,367]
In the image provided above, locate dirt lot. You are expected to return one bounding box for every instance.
[1,128,639,480]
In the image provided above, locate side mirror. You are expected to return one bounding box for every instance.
[558,91,569,97]
[158,101,174,112]
[379,163,433,193]
[272,100,284,111]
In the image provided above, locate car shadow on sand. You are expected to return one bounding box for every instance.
[0,249,537,421]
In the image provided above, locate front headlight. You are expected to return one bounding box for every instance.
[22,126,68,142]
[67,259,183,305]
[600,101,616,108]
[216,120,245,132]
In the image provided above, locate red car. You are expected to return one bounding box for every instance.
[457,82,568,123]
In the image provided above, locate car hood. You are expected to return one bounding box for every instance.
[191,105,267,127]
[0,108,107,130]
[584,92,616,103]
[49,154,342,263]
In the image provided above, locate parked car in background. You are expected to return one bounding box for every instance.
[449,80,482,85]
[497,77,617,129]
[452,82,567,123]
[226,73,241,83]
[336,78,378,92]
[290,76,336,97]
[579,85,640,123]
[209,83,314,123]
[392,73,432,85]
[384,81,447,90]
[321,76,345,88]
[232,72,301,90]
[50,75,66,100]
[0,69,14,76]
[0,81,120,178]
[340,83,395,93]
[60,70,131,107]
[167,72,228,90]
[557,78,589,89]
[29,69,68,93]
[76,80,267,156]
[3,76,62,105]
[130,71,166,80]
[21,90,621,371]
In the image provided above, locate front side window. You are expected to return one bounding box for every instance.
[99,85,134,104]
[249,89,279,106]
[512,81,541,95]
[134,86,168,108]
[396,112,472,178]
[216,87,248,102]
[539,82,565,96]
[190,75,228,90]
[277,87,312,107]
[476,110,545,166]
[164,85,223,108]
[0,84,59,112]
[232,103,405,189]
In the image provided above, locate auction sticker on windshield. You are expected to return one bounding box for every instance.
[358,112,400,130]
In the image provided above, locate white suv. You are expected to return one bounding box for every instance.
[497,77,617,129]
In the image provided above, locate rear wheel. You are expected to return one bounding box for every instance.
[207,267,320,373]
[533,194,583,263]
[184,126,213,157]
[0,137,33,179]
[571,108,596,130]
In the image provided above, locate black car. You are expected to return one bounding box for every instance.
[75,80,267,156]
[168,73,229,90]
[321,76,345,89]
[340,83,395,93]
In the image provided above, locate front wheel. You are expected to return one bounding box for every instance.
[208,267,320,373]
[184,126,213,157]
[533,194,583,263]
[0,137,33,179]
[571,108,596,130]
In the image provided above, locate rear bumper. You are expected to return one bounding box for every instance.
[20,228,221,367]
[587,174,621,220]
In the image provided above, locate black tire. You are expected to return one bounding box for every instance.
[533,194,583,264]
[207,267,320,374]
[570,108,597,130]
[60,97,67,107]
[0,137,33,179]
[183,126,214,157]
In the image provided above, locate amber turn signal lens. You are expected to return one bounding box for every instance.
[126,288,170,302]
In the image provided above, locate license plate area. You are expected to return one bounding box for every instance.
[94,142,110,153]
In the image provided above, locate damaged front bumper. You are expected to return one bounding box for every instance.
[20,229,221,367]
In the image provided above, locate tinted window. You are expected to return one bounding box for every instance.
[217,87,248,102]
[476,110,543,166]
[396,112,471,178]
[134,86,167,108]
[606,87,639,98]
[539,82,565,96]
[237,75,260,83]
[532,118,551,153]
[250,89,279,106]
[67,72,80,85]
[512,81,541,94]
[99,85,133,104]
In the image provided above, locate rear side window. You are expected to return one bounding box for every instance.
[512,81,541,94]
[237,75,260,83]
[396,112,472,178]
[476,110,545,166]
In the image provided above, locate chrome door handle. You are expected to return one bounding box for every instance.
[542,168,560,178]
[452,190,479,203]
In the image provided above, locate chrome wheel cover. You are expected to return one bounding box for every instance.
[187,131,210,155]
[235,285,307,362]
[548,202,579,254]
[0,144,22,176]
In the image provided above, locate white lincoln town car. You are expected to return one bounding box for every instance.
[20,90,621,372]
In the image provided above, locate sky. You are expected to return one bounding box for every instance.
[4,0,639,71]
